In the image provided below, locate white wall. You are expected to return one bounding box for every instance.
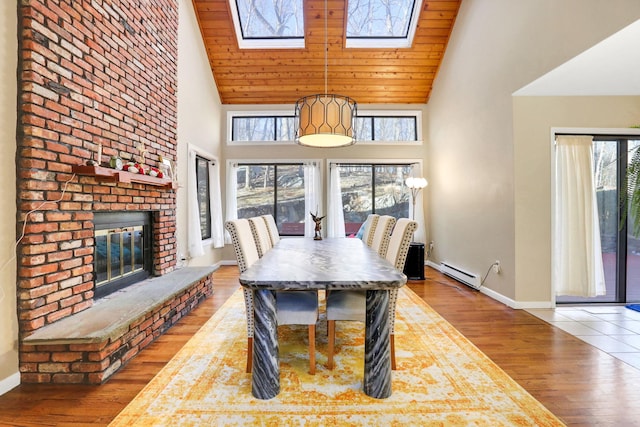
[176,0,224,267]
[0,0,19,395]
[427,0,640,304]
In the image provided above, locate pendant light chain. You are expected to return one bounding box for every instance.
[324,0,328,95]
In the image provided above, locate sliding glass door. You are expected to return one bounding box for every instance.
[557,138,640,304]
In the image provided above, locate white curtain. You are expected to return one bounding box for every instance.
[553,135,606,297]
[327,164,346,238]
[224,162,239,244]
[187,149,205,258]
[409,164,427,243]
[304,162,322,238]
[209,161,224,248]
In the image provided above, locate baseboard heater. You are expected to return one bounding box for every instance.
[440,262,481,290]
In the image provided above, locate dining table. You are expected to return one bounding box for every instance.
[239,237,407,400]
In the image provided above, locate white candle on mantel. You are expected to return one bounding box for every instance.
[97,144,102,165]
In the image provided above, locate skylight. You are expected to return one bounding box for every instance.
[346,0,422,48]
[229,0,305,49]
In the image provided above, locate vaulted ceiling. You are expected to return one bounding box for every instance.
[192,0,462,105]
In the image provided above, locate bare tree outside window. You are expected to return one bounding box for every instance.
[347,0,415,38]
[236,0,304,38]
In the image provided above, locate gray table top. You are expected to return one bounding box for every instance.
[239,237,407,290]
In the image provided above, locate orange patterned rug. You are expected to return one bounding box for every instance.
[110,287,564,426]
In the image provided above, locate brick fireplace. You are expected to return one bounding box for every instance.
[15,0,211,384]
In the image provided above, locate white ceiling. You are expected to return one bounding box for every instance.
[514,19,640,96]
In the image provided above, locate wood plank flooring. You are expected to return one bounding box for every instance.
[1,266,639,426]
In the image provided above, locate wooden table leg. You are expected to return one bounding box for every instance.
[252,289,279,399]
[364,289,392,399]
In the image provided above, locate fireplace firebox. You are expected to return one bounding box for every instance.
[94,212,152,298]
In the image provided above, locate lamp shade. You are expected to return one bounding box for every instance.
[295,94,357,148]
[406,177,428,189]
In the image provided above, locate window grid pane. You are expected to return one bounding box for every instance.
[236,164,306,236]
[235,0,304,39]
[347,0,416,38]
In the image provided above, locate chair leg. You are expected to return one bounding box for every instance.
[327,320,335,370]
[246,337,253,373]
[308,325,316,375]
[390,333,396,370]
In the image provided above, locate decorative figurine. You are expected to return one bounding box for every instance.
[310,211,325,240]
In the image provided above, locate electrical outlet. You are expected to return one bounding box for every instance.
[492,261,501,274]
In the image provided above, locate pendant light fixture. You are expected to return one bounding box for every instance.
[294,0,357,148]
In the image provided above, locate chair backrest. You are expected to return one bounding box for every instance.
[225,219,260,273]
[370,215,396,257]
[261,214,280,246]
[385,218,418,270]
[249,217,273,257]
[362,214,379,247]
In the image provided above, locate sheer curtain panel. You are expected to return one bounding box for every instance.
[304,162,322,238]
[327,164,346,238]
[225,162,239,244]
[209,161,225,248]
[554,135,606,297]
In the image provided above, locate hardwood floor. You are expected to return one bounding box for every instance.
[1,266,639,426]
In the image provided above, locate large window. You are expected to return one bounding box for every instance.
[228,111,421,144]
[195,155,211,240]
[557,137,640,304]
[339,163,413,235]
[236,163,306,235]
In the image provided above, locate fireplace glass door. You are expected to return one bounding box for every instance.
[94,212,151,298]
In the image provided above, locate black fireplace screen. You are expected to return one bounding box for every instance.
[94,212,151,298]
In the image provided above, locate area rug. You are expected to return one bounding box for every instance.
[109,288,564,426]
[626,304,640,313]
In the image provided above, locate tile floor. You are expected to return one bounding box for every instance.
[526,305,640,371]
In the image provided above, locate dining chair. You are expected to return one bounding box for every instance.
[326,218,417,371]
[362,213,379,247]
[248,216,273,257]
[370,215,396,257]
[225,218,319,375]
[261,214,280,246]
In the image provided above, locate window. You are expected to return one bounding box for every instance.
[232,115,296,142]
[355,115,418,142]
[196,155,211,240]
[346,0,422,48]
[228,110,421,144]
[229,0,305,49]
[236,163,306,235]
[339,163,413,235]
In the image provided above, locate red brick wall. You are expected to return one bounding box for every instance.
[16,0,178,337]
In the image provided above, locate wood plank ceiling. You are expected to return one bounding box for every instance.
[192,0,461,105]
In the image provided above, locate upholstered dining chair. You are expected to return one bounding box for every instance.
[361,213,379,247]
[326,218,417,371]
[225,218,319,375]
[370,215,396,257]
[248,216,273,257]
[261,214,280,246]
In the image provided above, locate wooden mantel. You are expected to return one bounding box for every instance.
[72,164,176,189]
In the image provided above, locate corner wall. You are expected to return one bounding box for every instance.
[175,0,224,268]
[0,0,19,394]
[427,0,640,304]
[513,96,640,302]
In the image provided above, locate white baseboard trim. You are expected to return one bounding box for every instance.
[0,372,20,396]
[425,261,554,309]
[218,260,237,266]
